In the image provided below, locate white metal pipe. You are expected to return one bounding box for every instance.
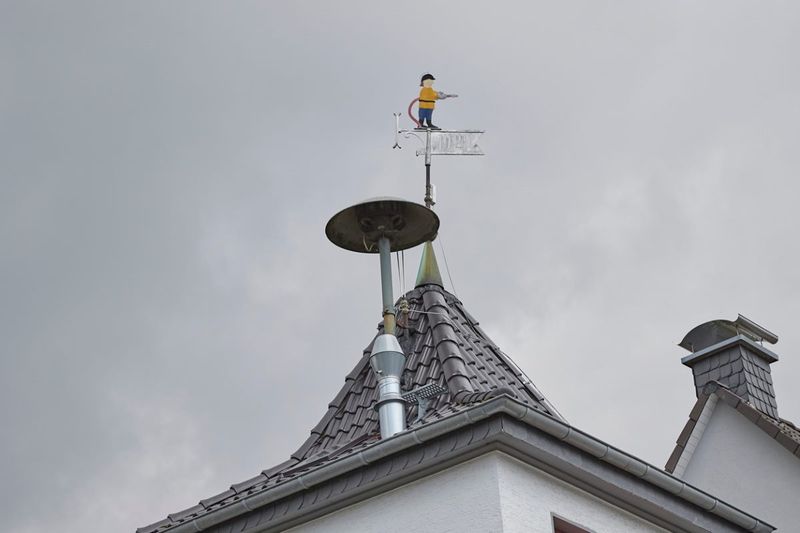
[370,334,406,438]
[376,376,405,438]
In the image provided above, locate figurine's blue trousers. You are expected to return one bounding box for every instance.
[418,108,433,125]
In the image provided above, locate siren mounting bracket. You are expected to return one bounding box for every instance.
[402,382,448,422]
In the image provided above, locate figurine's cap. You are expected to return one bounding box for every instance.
[420,73,435,85]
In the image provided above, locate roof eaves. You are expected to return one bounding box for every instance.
[136,517,172,533]
[262,458,298,478]
[167,504,204,524]
[199,488,235,510]
[231,474,268,494]
[146,394,774,533]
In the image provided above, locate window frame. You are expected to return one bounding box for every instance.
[552,513,595,533]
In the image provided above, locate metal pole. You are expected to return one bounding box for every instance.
[424,129,434,208]
[374,236,404,438]
[425,164,433,208]
[378,236,396,335]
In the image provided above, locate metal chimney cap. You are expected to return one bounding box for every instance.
[678,314,779,353]
[326,197,439,253]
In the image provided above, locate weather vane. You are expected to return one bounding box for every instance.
[393,73,485,208]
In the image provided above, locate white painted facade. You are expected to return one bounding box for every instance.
[677,400,800,531]
[289,451,667,533]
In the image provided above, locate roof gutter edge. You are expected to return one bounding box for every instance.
[504,398,774,533]
[162,399,505,533]
[166,395,774,533]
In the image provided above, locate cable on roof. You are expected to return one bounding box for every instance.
[408,308,456,322]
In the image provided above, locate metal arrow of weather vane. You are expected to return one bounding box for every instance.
[393,73,484,208]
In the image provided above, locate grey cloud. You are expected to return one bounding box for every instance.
[2,2,799,531]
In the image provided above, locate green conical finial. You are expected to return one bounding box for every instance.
[415,241,443,288]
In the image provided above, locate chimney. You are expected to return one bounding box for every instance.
[679,314,780,419]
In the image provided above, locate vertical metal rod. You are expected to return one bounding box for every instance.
[424,129,434,208]
[425,164,433,208]
[424,129,432,166]
[378,236,396,335]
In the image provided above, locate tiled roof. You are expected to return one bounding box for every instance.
[292,282,562,462]
[138,282,562,533]
[778,418,800,444]
[665,381,800,474]
[138,395,774,533]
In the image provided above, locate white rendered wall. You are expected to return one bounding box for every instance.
[679,401,800,531]
[493,453,667,533]
[288,452,667,533]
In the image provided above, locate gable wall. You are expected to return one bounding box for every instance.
[494,453,667,533]
[288,452,667,533]
[680,401,800,531]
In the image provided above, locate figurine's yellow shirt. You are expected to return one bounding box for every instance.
[419,87,437,109]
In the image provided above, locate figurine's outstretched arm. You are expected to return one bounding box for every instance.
[437,91,459,99]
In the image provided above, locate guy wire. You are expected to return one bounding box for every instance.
[401,250,406,295]
[437,235,458,299]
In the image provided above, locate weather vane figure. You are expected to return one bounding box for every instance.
[393,73,484,208]
[415,73,458,130]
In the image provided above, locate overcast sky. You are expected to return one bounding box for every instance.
[3,2,800,532]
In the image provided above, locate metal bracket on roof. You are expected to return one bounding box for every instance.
[402,383,447,422]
